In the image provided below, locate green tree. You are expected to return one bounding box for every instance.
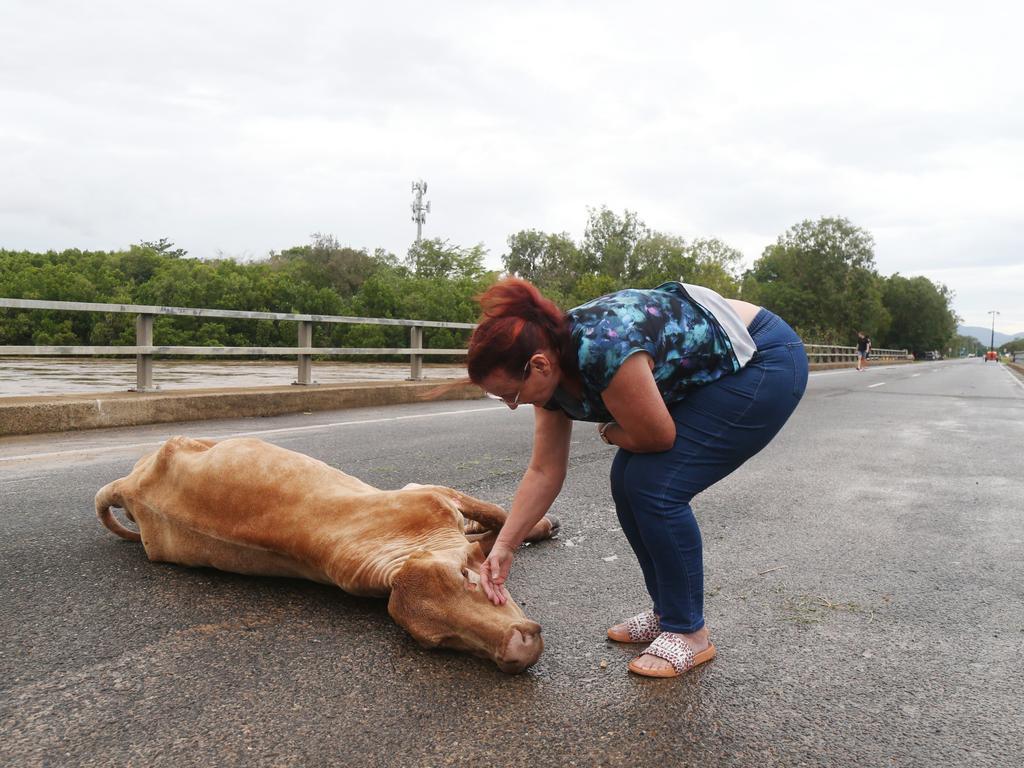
[949,334,986,356]
[406,238,487,281]
[1,241,478,354]
[503,212,747,310]
[503,230,582,298]
[742,216,886,342]
[137,238,187,258]
[881,275,957,354]
[682,238,744,296]
[124,240,186,286]
[269,233,389,298]
[628,232,693,287]
[581,207,650,281]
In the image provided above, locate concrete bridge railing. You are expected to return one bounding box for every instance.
[0,298,476,391]
[1,298,909,391]
[803,343,909,365]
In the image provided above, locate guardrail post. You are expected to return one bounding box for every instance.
[408,325,423,381]
[294,321,314,385]
[132,313,157,392]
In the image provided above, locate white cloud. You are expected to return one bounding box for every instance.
[914,263,1024,333]
[1,0,1022,332]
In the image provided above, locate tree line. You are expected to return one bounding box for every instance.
[0,210,959,356]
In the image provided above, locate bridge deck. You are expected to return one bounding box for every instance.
[2,358,1022,767]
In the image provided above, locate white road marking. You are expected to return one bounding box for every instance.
[0,404,507,463]
[999,365,1024,392]
[809,364,905,378]
[1,442,167,464]
[912,374,921,378]
[868,382,886,388]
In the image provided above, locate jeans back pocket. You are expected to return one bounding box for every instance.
[786,342,809,398]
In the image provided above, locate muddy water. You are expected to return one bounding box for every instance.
[0,358,468,397]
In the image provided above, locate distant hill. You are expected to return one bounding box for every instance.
[958,325,1024,347]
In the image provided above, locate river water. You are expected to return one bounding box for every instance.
[0,358,468,397]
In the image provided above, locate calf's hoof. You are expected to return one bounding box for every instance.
[524,514,560,543]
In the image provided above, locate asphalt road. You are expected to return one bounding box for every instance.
[2,359,1022,767]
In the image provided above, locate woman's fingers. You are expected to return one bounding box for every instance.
[480,559,504,605]
[487,561,503,606]
[480,568,494,600]
[480,545,515,605]
[480,554,512,605]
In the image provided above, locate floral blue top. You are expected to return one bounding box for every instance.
[542,282,742,422]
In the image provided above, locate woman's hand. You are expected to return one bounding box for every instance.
[480,542,515,605]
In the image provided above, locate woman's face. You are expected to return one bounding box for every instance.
[479,352,560,410]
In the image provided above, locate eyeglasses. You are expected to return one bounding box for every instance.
[493,359,531,407]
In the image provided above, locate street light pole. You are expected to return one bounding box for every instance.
[988,310,1000,355]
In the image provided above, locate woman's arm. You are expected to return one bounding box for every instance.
[598,352,676,453]
[497,406,572,549]
[480,406,572,604]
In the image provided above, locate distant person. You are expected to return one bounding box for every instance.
[856,331,871,371]
[465,279,808,678]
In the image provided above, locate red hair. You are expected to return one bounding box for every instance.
[467,278,575,383]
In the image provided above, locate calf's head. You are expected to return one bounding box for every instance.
[387,544,543,674]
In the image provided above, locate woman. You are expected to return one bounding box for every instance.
[467,278,808,678]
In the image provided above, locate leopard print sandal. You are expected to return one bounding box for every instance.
[606,609,661,643]
[628,632,717,678]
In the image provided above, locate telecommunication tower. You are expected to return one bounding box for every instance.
[411,180,431,242]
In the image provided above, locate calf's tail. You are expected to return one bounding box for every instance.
[95,481,142,542]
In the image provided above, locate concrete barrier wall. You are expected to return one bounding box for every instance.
[0,381,485,437]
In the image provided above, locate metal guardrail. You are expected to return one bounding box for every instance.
[1,297,911,392]
[803,344,909,364]
[0,298,476,391]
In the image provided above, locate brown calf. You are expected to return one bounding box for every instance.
[95,436,558,673]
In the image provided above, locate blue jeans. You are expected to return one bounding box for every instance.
[609,309,808,633]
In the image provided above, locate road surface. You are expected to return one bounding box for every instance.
[2,359,1022,767]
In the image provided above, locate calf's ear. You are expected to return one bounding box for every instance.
[386,551,438,645]
[465,541,487,568]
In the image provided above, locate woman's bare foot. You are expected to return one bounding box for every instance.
[629,626,710,675]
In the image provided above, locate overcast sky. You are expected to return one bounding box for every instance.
[2,1,1022,333]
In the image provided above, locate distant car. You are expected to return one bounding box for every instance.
[984,350,997,362]
[967,353,976,358]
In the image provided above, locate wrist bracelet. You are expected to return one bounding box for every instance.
[599,421,615,445]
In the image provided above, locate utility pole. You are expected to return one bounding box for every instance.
[411,179,430,243]
[988,310,1000,354]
